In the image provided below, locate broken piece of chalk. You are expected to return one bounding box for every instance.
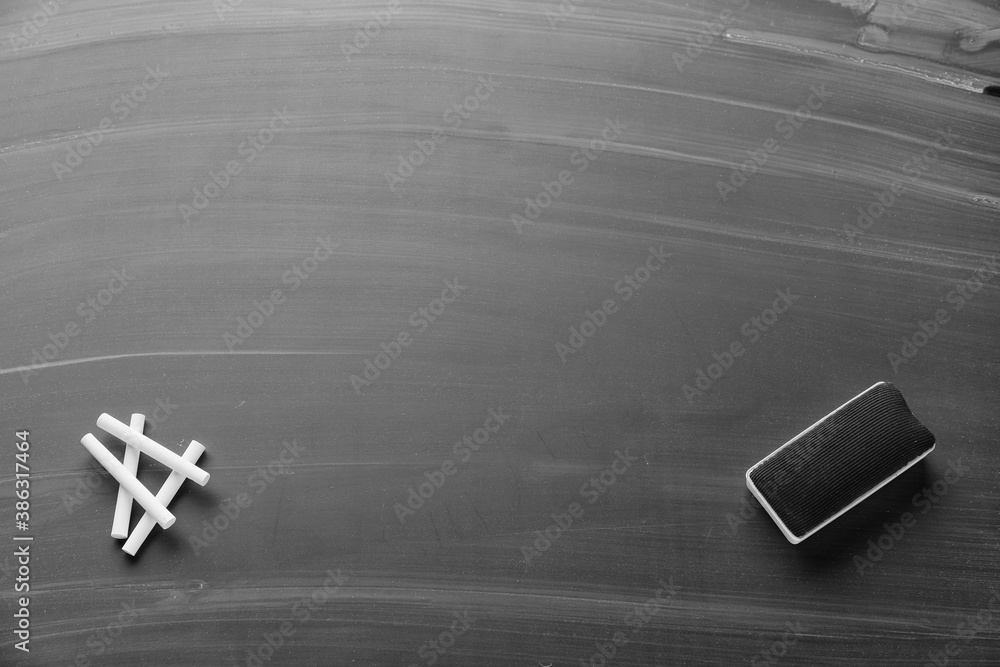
[111,413,145,539]
[80,433,175,529]
[123,440,206,556]
[97,413,210,486]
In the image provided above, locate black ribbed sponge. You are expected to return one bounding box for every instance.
[746,381,935,543]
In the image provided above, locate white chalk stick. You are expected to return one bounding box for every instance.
[97,413,210,486]
[80,433,175,529]
[123,440,206,556]
[111,413,145,539]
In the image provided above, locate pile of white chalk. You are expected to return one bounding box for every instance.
[80,413,210,556]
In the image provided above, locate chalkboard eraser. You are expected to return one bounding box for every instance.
[746,381,935,544]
